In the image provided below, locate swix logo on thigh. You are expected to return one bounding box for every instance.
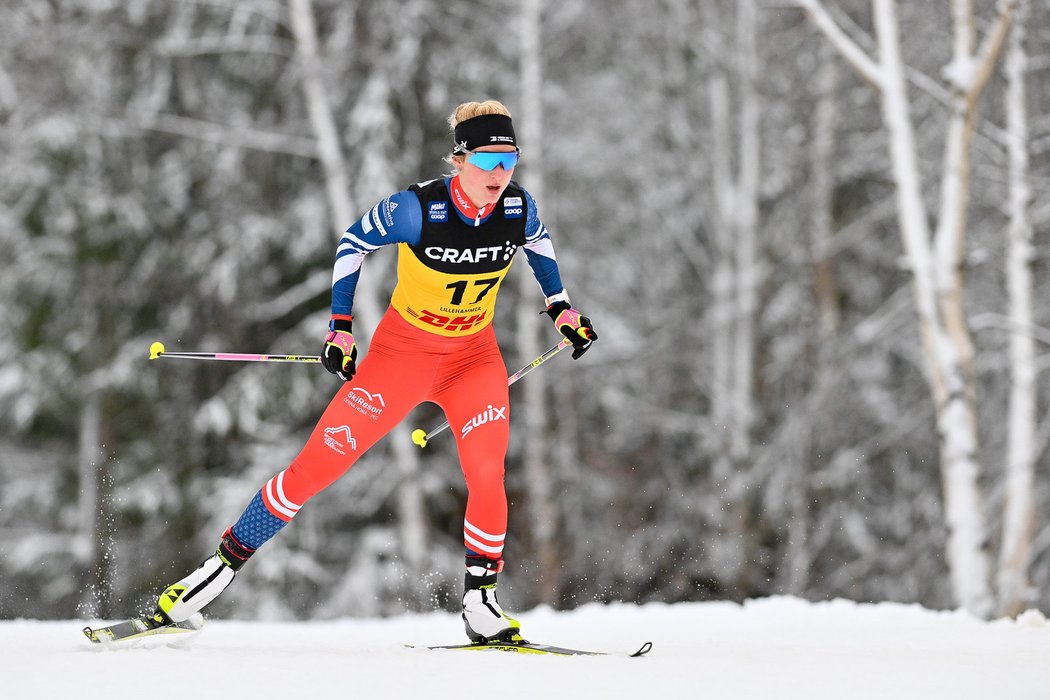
[460,404,507,439]
[323,425,357,455]
[344,386,385,420]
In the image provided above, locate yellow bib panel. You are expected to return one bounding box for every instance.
[391,244,515,336]
[391,179,528,337]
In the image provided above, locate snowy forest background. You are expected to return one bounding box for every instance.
[2,0,1049,623]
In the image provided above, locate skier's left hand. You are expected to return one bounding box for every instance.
[546,301,597,360]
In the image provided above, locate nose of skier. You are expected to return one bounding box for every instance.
[459,146,516,207]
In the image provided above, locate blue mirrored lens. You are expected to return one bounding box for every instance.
[467,151,519,171]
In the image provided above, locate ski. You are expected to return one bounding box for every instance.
[413,640,652,657]
[82,612,204,644]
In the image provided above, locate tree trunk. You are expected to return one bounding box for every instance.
[731,0,759,467]
[873,0,993,617]
[998,0,1035,618]
[783,44,842,595]
[810,50,841,338]
[704,0,761,591]
[708,72,735,478]
[517,0,559,606]
[707,0,759,470]
[289,0,428,600]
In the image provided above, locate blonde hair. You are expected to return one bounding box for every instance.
[445,100,513,170]
[448,100,512,130]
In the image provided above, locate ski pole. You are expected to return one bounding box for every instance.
[410,338,572,448]
[148,341,321,364]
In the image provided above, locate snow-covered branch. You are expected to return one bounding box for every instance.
[795,0,883,89]
[966,0,1019,102]
[128,113,318,158]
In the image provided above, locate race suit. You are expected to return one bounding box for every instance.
[228,175,568,561]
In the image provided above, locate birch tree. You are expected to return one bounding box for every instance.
[998,0,1034,618]
[289,0,429,604]
[798,0,1019,616]
[810,50,842,341]
[708,0,761,474]
[705,0,762,586]
[515,0,561,605]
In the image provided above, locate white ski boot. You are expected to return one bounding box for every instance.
[157,528,254,623]
[461,556,521,643]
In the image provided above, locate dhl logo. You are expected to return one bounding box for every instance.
[415,310,488,332]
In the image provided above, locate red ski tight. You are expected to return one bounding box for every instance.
[259,306,510,559]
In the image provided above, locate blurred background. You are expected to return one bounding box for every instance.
[1,0,1048,623]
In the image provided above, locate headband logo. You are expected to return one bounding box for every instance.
[454,114,516,153]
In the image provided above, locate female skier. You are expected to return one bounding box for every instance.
[153,100,597,643]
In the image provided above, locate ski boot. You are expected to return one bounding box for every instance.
[461,555,522,643]
[156,527,255,623]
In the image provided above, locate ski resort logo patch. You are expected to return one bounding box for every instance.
[323,425,357,455]
[461,404,507,439]
[344,387,386,420]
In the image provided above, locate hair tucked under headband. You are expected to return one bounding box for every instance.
[452,114,517,154]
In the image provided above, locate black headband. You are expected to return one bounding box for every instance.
[452,114,517,154]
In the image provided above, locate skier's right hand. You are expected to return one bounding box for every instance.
[322,317,357,381]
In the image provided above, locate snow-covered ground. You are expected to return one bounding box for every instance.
[5,597,1049,699]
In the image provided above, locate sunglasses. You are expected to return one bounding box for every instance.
[465,150,520,171]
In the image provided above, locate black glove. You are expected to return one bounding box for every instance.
[545,301,597,360]
[321,317,358,381]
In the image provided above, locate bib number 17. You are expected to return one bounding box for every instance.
[445,277,499,306]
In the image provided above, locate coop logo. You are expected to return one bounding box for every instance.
[424,244,516,265]
[503,197,523,219]
[323,425,357,455]
[344,387,385,420]
[460,404,507,439]
[428,201,448,222]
